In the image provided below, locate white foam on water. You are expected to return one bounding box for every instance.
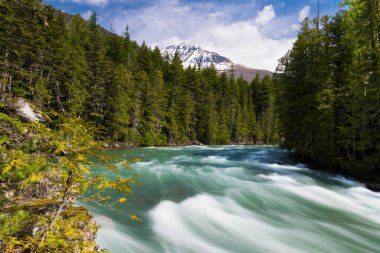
[264,163,307,171]
[170,155,194,162]
[221,166,247,176]
[276,181,380,225]
[259,173,299,184]
[92,146,380,253]
[343,187,380,222]
[134,159,186,176]
[201,155,228,163]
[252,149,270,155]
[95,216,155,253]
[96,215,115,229]
[148,186,380,253]
[149,194,306,253]
[150,145,214,151]
[134,160,157,168]
[331,175,360,187]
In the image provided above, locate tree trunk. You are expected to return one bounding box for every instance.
[39,170,73,244]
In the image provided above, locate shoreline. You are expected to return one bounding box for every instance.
[101,143,380,192]
[287,152,380,192]
[103,140,276,149]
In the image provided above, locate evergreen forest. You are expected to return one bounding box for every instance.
[275,0,380,181]
[0,0,379,251]
[0,0,276,250]
[0,0,278,147]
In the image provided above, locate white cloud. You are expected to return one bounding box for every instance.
[291,24,299,31]
[81,10,92,20]
[68,0,108,6]
[191,21,295,72]
[108,0,295,72]
[110,0,206,46]
[299,5,311,22]
[254,5,276,26]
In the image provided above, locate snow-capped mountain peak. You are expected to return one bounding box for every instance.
[161,42,273,81]
[161,42,232,71]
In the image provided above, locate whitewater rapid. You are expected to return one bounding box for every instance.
[84,146,380,253]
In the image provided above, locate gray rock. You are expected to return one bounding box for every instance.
[8,98,50,123]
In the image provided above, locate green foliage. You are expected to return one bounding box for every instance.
[0,211,37,237]
[275,0,380,175]
[0,115,140,251]
[0,0,280,250]
[0,1,276,146]
[0,112,26,132]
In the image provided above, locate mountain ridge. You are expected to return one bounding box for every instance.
[162,42,272,81]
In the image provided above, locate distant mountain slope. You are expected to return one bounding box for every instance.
[233,64,273,81]
[162,42,232,71]
[162,42,272,81]
[56,10,112,36]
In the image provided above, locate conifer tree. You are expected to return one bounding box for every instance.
[166,54,184,144]
[87,12,109,126]
[142,70,167,145]
[65,15,90,116]
[276,0,380,175]
[106,65,132,141]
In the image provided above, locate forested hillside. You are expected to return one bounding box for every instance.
[0,0,277,146]
[2,0,379,251]
[275,0,380,182]
[0,1,276,250]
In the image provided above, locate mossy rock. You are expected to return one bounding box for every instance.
[28,199,61,208]
[63,206,89,218]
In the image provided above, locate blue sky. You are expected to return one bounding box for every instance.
[50,0,343,71]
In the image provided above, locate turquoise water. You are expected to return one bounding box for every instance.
[83,146,380,253]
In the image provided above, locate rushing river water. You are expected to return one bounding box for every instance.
[83,146,380,253]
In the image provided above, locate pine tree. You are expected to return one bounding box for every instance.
[106,65,132,141]
[65,14,90,117]
[86,12,109,127]
[142,70,167,145]
[276,0,380,175]
[165,54,184,144]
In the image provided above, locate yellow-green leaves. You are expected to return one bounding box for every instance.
[0,112,25,132]
[129,214,142,222]
[78,164,91,174]
[106,164,119,173]
[1,152,27,175]
[0,113,140,252]
[1,150,28,181]
[0,135,8,145]
[20,172,44,190]
[119,159,130,168]
[118,197,127,203]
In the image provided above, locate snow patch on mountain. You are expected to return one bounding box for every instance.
[162,42,273,81]
[162,42,232,71]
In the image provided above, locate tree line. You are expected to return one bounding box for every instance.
[275,0,380,179]
[0,0,277,146]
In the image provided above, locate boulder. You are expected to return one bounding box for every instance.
[187,140,204,146]
[6,98,50,123]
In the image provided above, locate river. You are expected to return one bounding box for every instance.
[83,145,380,253]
